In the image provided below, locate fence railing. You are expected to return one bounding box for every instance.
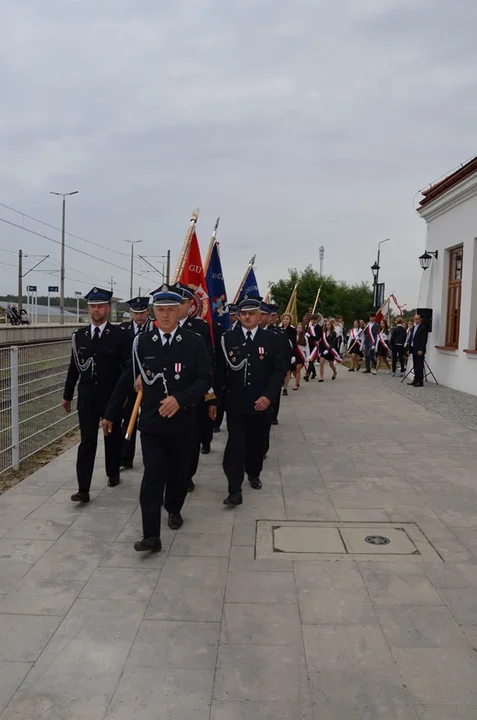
[0,341,78,474]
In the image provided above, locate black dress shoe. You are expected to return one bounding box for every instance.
[134,537,162,553]
[363,370,371,374]
[120,460,133,469]
[407,382,417,386]
[304,375,309,382]
[414,383,424,387]
[248,476,262,490]
[108,475,120,487]
[187,478,195,492]
[71,491,90,503]
[201,444,211,455]
[282,388,288,396]
[271,419,278,426]
[223,492,243,506]
[168,513,184,530]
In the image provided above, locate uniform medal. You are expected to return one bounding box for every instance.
[259,346,264,360]
[174,363,181,380]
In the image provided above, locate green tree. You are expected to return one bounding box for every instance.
[269,265,373,327]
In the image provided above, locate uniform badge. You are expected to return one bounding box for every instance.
[152,334,158,342]
[176,335,182,342]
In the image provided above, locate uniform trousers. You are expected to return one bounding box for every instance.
[189,400,213,478]
[272,391,281,422]
[392,345,406,374]
[223,410,271,493]
[120,395,137,464]
[140,431,191,539]
[77,410,122,492]
[262,411,274,458]
[364,345,376,371]
[412,351,425,385]
[306,360,317,378]
[214,398,225,430]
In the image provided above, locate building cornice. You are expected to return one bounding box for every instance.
[418,172,477,223]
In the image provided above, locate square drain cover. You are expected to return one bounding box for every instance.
[256,522,442,562]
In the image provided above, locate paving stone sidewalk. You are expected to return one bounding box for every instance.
[0,373,477,719]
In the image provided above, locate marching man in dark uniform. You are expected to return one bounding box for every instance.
[104,285,212,552]
[214,296,287,506]
[118,296,155,469]
[174,282,215,491]
[266,303,289,426]
[62,287,129,503]
[228,304,239,330]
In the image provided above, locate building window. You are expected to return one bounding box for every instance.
[445,246,463,347]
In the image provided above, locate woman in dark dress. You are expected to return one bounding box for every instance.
[292,322,308,390]
[281,313,296,396]
[318,319,339,382]
[374,319,391,373]
[347,319,363,372]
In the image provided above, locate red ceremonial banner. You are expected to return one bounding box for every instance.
[178,231,213,329]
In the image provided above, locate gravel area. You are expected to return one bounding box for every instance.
[377,372,477,432]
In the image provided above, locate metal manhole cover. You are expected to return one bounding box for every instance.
[365,535,390,546]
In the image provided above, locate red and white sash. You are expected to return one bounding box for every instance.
[322,334,342,363]
[296,344,307,365]
[348,328,362,350]
[307,324,319,360]
[309,344,319,361]
[375,333,391,355]
[366,322,375,344]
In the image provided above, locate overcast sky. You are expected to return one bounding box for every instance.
[0,0,475,307]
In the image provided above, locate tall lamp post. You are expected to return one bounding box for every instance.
[371,238,390,309]
[50,190,79,324]
[124,240,142,298]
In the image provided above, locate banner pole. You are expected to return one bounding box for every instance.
[233,255,256,304]
[172,209,199,283]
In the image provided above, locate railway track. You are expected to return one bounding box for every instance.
[0,364,69,412]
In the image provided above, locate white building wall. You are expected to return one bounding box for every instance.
[418,178,477,396]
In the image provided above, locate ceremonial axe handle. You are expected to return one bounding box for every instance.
[125,391,143,439]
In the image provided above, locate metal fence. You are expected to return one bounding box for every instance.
[0,341,78,474]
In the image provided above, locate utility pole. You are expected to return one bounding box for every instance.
[166,249,171,284]
[18,249,23,313]
[319,246,325,276]
[124,240,142,299]
[50,190,79,324]
[110,275,116,294]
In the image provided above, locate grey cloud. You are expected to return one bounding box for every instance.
[0,0,476,302]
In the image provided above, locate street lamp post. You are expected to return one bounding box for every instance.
[124,240,142,299]
[371,238,390,309]
[50,191,79,324]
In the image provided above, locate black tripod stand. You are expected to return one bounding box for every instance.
[401,357,438,385]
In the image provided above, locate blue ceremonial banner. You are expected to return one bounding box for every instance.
[238,265,260,301]
[206,242,230,329]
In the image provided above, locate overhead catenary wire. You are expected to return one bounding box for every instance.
[0,216,144,281]
[0,201,130,258]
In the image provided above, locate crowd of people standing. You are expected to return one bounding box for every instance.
[62,287,428,553]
